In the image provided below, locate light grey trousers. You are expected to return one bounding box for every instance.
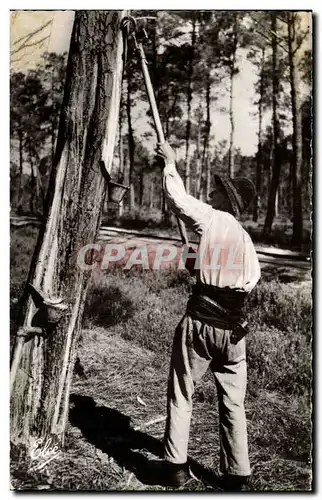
[164,314,251,476]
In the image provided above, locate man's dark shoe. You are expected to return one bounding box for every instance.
[149,460,191,487]
[220,474,250,491]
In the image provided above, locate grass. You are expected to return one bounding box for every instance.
[10,225,312,491]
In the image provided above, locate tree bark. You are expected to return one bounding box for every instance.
[35,161,46,216]
[195,119,201,198]
[184,15,196,194]
[200,73,211,199]
[205,156,211,198]
[29,145,36,215]
[118,115,124,184]
[228,15,238,179]
[118,113,124,217]
[10,10,126,447]
[126,70,135,211]
[17,127,24,212]
[288,12,303,244]
[253,47,265,222]
[263,13,282,238]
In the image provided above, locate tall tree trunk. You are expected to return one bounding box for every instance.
[263,13,282,238]
[288,160,293,218]
[195,121,201,198]
[200,73,211,199]
[205,155,211,198]
[165,93,178,139]
[28,143,37,215]
[10,11,126,447]
[253,47,265,222]
[184,15,196,194]
[228,15,238,178]
[35,161,46,216]
[118,112,124,216]
[126,72,135,211]
[17,128,24,212]
[288,12,303,244]
[118,109,124,184]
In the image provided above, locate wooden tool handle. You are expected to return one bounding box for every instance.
[137,43,189,246]
[137,43,165,143]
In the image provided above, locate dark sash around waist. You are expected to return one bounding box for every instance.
[186,283,248,329]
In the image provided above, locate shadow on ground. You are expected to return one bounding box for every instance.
[69,393,222,490]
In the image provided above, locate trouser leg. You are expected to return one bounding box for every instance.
[164,315,211,464]
[213,337,250,476]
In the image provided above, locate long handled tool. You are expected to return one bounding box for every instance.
[121,16,189,246]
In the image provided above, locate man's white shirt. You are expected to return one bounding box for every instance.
[163,163,261,292]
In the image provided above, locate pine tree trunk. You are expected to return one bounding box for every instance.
[206,156,211,197]
[195,98,203,198]
[118,116,124,184]
[118,115,124,217]
[228,64,235,178]
[253,47,265,222]
[200,73,211,199]
[228,15,238,179]
[263,13,282,238]
[29,160,35,215]
[17,128,24,212]
[184,16,196,194]
[195,124,201,198]
[10,10,126,447]
[35,162,46,216]
[288,12,303,244]
[126,72,135,211]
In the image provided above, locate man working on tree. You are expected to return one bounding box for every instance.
[154,142,261,491]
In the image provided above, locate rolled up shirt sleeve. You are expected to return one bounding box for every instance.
[163,163,214,235]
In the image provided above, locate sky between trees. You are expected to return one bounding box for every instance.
[10,10,311,157]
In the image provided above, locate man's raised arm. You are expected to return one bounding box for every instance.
[156,142,213,236]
